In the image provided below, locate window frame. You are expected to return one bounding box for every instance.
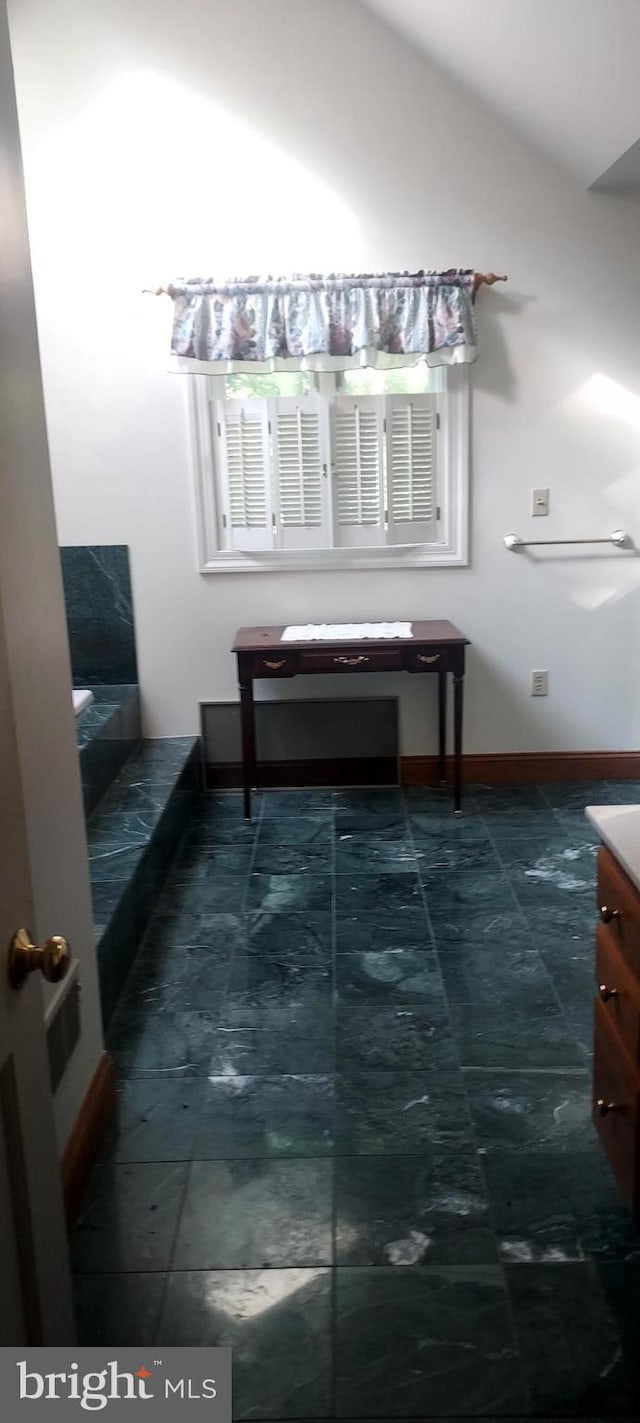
[189,365,470,573]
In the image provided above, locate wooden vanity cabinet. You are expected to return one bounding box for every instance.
[593,845,640,1212]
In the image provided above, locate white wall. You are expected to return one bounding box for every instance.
[9,0,640,757]
[364,0,640,187]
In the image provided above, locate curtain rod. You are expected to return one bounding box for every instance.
[142,272,508,297]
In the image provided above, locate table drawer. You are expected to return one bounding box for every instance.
[251,653,298,678]
[596,925,640,1066]
[593,997,640,1207]
[299,648,402,674]
[597,845,640,979]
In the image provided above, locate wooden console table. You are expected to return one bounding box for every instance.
[233,620,470,819]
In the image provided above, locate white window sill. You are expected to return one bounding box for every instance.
[199,545,469,573]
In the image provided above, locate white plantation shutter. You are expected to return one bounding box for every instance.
[271,397,330,549]
[206,381,450,562]
[331,396,385,547]
[386,394,438,544]
[215,399,273,551]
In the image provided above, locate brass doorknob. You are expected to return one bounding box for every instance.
[595,1098,620,1117]
[600,905,620,924]
[8,928,71,990]
[599,984,619,1002]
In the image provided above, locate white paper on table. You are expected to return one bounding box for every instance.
[281,621,413,642]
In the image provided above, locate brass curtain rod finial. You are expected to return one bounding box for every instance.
[473,272,508,296]
[142,283,175,297]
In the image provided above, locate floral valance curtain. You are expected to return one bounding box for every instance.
[168,269,479,373]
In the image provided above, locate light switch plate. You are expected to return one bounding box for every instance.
[531,487,549,517]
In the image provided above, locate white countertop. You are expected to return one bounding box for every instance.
[587,804,640,893]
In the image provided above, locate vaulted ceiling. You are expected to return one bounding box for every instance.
[361,0,640,188]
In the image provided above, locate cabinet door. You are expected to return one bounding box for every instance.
[593,999,640,1208]
[597,847,640,979]
[596,926,640,1068]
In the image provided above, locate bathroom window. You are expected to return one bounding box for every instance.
[189,363,469,571]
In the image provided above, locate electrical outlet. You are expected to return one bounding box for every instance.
[531,669,548,696]
[531,487,549,517]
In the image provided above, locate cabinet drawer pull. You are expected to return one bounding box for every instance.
[598,984,620,1002]
[263,659,286,670]
[333,655,370,666]
[596,1098,622,1117]
[417,654,440,665]
[600,905,621,924]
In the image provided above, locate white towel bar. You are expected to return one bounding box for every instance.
[504,530,629,551]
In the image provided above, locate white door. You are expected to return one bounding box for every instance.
[0,628,75,1344]
[0,0,101,1343]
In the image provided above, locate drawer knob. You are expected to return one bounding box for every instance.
[333,655,370,666]
[598,984,619,1002]
[600,905,621,924]
[596,1098,621,1117]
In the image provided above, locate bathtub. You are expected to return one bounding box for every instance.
[72,688,94,717]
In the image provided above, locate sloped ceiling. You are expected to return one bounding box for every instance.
[361,0,640,188]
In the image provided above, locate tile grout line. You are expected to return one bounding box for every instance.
[241,787,264,904]
[469,1143,534,1416]
[481,806,561,937]
[449,796,587,1419]
[405,788,483,1144]
[475,802,541,933]
[153,792,264,1342]
[329,795,338,1420]
[480,799,595,1060]
[152,1156,194,1344]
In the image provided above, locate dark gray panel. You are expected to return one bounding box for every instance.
[202,698,398,764]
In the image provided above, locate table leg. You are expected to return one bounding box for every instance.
[438,670,447,785]
[453,674,464,814]
[239,678,256,821]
